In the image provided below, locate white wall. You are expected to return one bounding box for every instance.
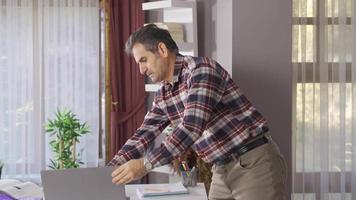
[232,1,292,198]
[197,0,292,198]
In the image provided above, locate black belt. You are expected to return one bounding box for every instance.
[215,136,269,166]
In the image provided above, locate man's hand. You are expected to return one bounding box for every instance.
[111,158,146,185]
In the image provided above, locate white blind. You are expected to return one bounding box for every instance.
[292,0,356,199]
[0,0,100,182]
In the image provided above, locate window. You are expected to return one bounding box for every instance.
[292,0,355,199]
[293,0,353,172]
[0,0,100,182]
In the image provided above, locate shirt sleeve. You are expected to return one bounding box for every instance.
[107,98,170,166]
[146,65,227,168]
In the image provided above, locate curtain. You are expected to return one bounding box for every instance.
[292,0,356,199]
[0,0,100,182]
[105,0,146,162]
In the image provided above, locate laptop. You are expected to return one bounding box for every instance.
[41,166,127,200]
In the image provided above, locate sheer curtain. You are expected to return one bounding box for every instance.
[0,0,100,182]
[292,0,356,199]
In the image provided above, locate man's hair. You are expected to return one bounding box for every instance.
[125,24,179,55]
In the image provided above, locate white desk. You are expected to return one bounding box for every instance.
[125,183,208,200]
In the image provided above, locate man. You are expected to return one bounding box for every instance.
[108,24,287,200]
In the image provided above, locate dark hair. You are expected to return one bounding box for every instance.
[125,24,179,55]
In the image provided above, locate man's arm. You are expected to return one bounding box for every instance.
[107,99,170,166]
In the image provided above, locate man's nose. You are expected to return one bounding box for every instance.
[139,64,147,75]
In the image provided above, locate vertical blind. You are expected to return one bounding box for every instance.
[292,0,356,199]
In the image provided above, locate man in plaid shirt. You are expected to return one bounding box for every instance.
[109,24,287,200]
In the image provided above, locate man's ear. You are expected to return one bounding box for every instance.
[157,42,168,58]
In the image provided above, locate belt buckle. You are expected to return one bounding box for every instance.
[214,136,269,166]
[235,136,268,156]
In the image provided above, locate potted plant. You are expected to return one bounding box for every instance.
[45,109,90,169]
[0,160,3,179]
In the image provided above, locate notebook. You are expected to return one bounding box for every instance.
[136,182,188,198]
[41,166,127,200]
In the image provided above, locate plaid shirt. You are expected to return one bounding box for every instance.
[108,54,268,168]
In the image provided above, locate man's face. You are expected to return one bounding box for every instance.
[132,43,169,83]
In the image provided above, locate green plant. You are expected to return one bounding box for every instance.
[45,109,89,169]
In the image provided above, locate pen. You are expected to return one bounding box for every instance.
[181,161,187,171]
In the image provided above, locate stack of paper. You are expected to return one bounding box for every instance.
[0,179,43,200]
[136,182,188,198]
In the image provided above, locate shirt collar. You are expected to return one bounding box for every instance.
[163,53,184,89]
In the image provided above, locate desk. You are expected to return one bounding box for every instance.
[125,183,208,200]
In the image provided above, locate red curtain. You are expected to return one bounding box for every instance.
[107,0,146,161]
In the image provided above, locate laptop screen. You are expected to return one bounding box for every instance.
[41,166,127,200]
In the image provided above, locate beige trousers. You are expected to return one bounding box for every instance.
[208,140,287,200]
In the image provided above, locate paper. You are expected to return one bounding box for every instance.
[0,179,43,199]
[136,182,188,198]
[0,179,23,189]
